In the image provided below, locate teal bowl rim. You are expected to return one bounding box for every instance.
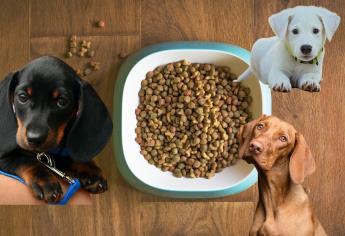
[113,41,271,198]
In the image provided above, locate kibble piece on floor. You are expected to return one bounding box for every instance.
[85,41,91,49]
[84,68,92,76]
[118,52,127,59]
[96,20,105,28]
[70,41,77,48]
[90,61,101,71]
[78,47,88,57]
[65,51,73,58]
[75,69,82,77]
[135,60,252,179]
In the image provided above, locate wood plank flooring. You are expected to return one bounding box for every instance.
[0,0,344,235]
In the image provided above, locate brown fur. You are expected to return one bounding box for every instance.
[19,164,63,202]
[27,87,32,96]
[16,118,28,149]
[16,116,66,151]
[56,122,68,145]
[52,89,59,99]
[238,115,327,236]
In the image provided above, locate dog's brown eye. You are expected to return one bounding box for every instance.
[256,124,264,130]
[292,29,299,35]
[279,136,288,142]
[313,28,319,34]
[57,97,69,108]
[18,93,29,103]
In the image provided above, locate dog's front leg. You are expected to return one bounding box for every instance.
[65,161,108,194]
[298,72,322,92]
[0,153,63,202]
[268,70,292,92]
[249,202,265,236]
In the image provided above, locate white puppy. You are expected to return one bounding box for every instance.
[235,6,340,92]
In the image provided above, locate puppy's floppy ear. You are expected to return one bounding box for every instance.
[66,80,113,162]
[0,72,19,157]
[317,7,341,41]
[269,9,292,40]
[238,114,267,159]
[289,133,315,184]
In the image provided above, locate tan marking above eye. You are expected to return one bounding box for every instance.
[52,90,60,99]
[27,87,32,96]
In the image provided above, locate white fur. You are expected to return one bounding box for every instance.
[235,6,340,92]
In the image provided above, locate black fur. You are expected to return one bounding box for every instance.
[0,56,112,202]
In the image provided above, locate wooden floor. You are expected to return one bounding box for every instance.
[0,0,344,235]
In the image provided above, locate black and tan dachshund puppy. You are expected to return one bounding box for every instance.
[0,56,112,203]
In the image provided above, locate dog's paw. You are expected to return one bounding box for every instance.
[300,80,320,92]
[298,74,321,92]
[271,81,291,93]
[69,162,108,194]
[78,172,108,193]
[29,177,63,203]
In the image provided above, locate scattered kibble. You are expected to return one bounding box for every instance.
[118,52,127,59]
[96,20,105,28]
[89,61,100,71]
[70,42,77,49]
[135,60,253,178]
[65,51,73,58]
[83,68,92,76]
[65,34,100,77]
[75,69,82,77]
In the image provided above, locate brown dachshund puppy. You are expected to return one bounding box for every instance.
[238,115,326,236]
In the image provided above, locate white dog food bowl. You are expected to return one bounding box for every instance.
[113,41,271,198]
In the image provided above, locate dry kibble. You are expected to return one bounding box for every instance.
[96,20,105,28]
[75,69,82,77]
[81,40,87,47]
[78,47,88,57]
[66,35,101,77]
[90,61,101,71]
[119,52,128,59]
[65,51,73,58]
[83,68,92,76]
[135,60,252,178]
[70,41,77,48]
[78,51,85,57]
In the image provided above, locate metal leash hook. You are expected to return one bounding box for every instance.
[36,153,75,184]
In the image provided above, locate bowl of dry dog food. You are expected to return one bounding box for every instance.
[113,41,271,198]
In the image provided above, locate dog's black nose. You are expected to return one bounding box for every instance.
[27,130,47,147]
[300,45,312,55]
[249,141,263,154]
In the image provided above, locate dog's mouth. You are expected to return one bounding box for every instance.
[298,55,314,61]
[297,53,318,62]
[17,136,58,153]
[21,143,57,153]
